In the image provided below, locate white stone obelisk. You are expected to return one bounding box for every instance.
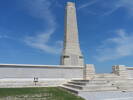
[60,2,84,66]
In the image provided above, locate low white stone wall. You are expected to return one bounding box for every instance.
[0,64,83,87]
[0,64,83,79]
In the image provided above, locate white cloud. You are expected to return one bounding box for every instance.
[117,0,133,16]
[78,0,98,10]
[78,0,133,16]
[101,6,120,16]
[24,0,62,54]
[102,0,133,16]
[95,29,133,62]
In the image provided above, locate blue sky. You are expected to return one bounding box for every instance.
[1,0,133,73]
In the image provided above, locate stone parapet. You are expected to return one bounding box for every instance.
[112,65,128,78]
[126,67,133,79]
[0,64,83,79]
[84,64,95,80]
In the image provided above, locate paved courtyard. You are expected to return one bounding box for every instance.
[79,91,133,100]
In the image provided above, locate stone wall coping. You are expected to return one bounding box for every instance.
[0,78,82,81]
[0,78,70,81]
[0,64,83,69]
[127,67,133,70]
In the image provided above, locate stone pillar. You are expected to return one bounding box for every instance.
[60,2,84,66]
[84,64,95,80]
[112,65,128,78]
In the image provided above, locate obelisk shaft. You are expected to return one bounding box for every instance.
[60,2,84,66]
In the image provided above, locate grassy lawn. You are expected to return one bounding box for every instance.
[0,87,84,100]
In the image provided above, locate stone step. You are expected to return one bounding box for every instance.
[83,86,117,91]
[95,74,119,77]
[72,80,90,82]
[95,77,120,79]
[71,79,116,85]
[63,83,83,89]
[63,79,133,93]
[60,85,118,93]
[68,81,86,85]
[64,83,117,91]
[60,86,79,94]
[115,83,133,86]
[86,83,113,87]
[114,80,133,83]
[93,78,121,81]
[117,86,133,91]
[69,80,112,85]
[88,80,109,84]
[72,79,111,83]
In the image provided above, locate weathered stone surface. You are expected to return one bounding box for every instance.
[79,91,133,100]
[112,65,128,78]
[127,67,133,79]
[1,2,133,98]
[60,2,84,66]
[0,64,83,79]
[61,73,133,93]
[83,64,95,80]
[0,78,68,88]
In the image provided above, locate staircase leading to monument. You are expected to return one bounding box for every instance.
[61,74,133,94]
